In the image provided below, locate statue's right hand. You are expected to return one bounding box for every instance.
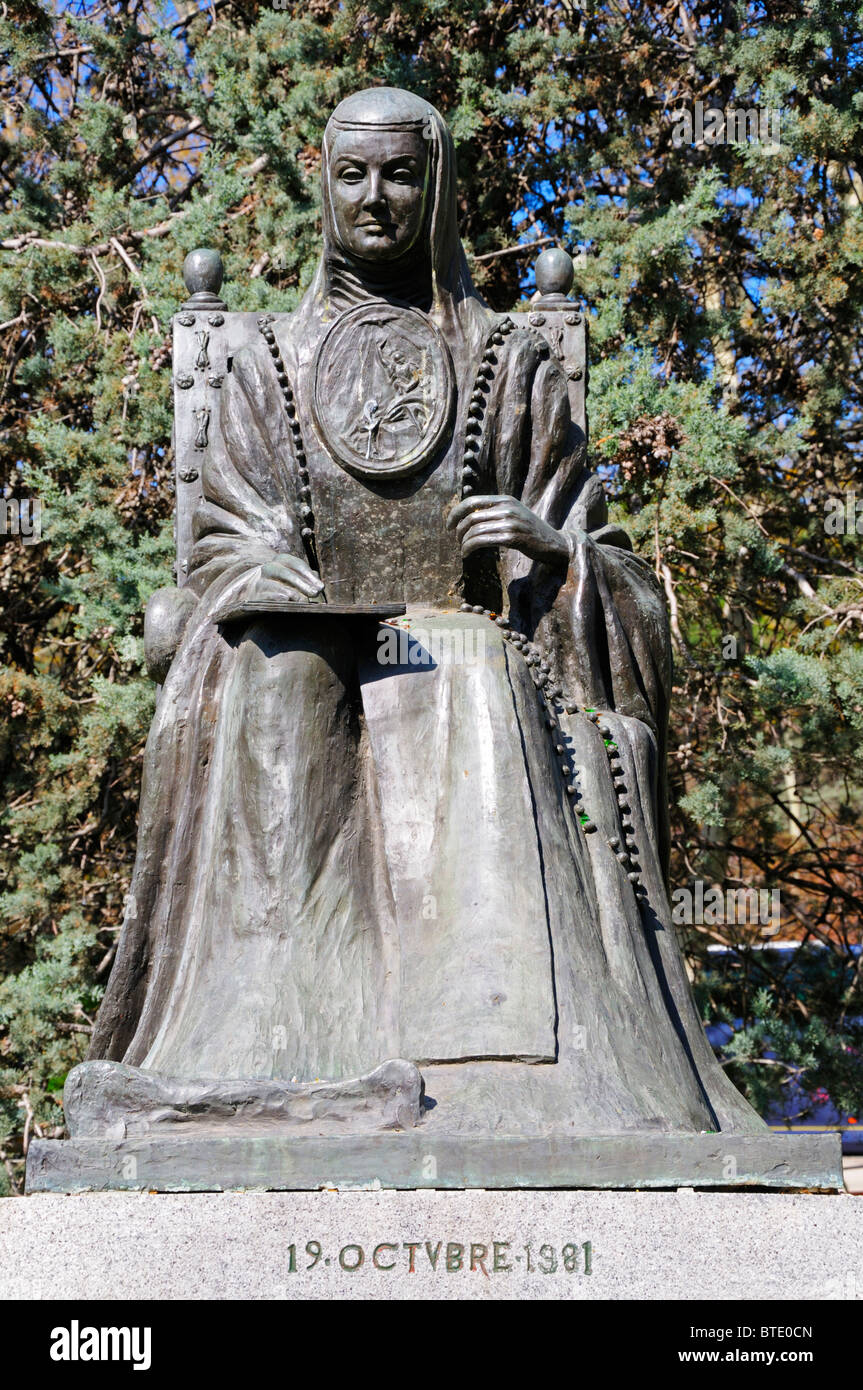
[254,556,325,602]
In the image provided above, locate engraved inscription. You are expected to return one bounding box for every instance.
[285,1238,593,1275]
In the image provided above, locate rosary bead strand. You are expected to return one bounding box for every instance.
[457,607,646,902]
[258,315,319,572]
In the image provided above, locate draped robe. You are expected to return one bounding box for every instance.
[86,282,764,1139]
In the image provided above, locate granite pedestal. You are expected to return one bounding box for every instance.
[3,1188,860,1301]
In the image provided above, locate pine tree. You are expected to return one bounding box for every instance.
[1,0,861,1193]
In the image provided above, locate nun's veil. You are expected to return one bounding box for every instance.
[303,86,493,360]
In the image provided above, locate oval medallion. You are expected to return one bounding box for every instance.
[311,302,454,480]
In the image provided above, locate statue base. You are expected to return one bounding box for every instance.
[8,1187,859,1301]
[25,1130,842,1193]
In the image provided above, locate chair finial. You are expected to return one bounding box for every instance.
[181,248,226,310]
[534,247,574,301]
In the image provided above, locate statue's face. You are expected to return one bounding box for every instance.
[329,128,428,263]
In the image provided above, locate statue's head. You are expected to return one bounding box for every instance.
[326,89,431,264]
[316,87,486,342]
[323,88,439,266]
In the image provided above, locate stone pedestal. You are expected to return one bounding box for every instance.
[2,1189,860,1300]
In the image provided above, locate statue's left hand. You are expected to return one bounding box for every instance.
[448,495,570,568]
[254,557,326,602]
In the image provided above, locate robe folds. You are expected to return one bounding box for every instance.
[87,291,765,1140]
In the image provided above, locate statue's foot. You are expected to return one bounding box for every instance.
[64,1059,424,1138]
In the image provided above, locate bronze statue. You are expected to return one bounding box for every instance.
[28,88,841,1190]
